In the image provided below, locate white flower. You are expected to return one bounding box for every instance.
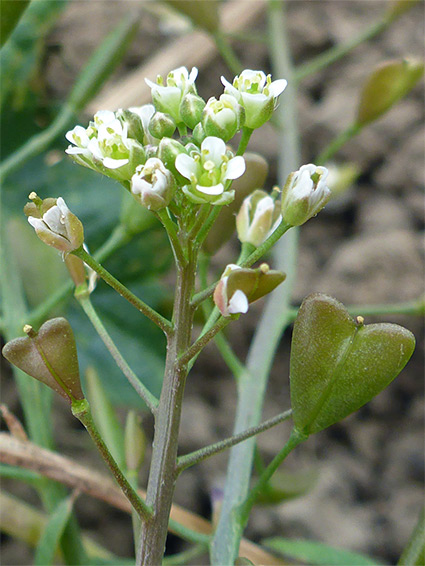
[236,189,282,247]
[213,265,249,317]
[145,66,198,123]
[281,164,331,226]
[131,158,175,211]
[27,196,84,254]
[221,69,287,129]
[175,136,245,205]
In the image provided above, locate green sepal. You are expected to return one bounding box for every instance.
[290,293,415,435]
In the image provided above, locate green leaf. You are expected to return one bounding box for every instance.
[0,464,41,485]
[290,293,415,435]
[357,58,424,126]
[34,493,76,566]
[0,0,30,47]
[264,538,383,566]
[398,507,425,566]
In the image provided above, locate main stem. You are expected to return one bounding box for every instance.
[137,249,196,565]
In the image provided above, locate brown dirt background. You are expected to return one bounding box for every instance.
[1,1,424,565]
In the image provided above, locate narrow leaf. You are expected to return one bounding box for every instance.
[34,493,76,566]
[264,538,383,566]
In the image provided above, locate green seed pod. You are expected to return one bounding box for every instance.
[290,293,416,436]
[2,318,84,403]
[356,58,424,126]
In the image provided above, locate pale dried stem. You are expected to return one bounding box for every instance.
[0,433,284,565]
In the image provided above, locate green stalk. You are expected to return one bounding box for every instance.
[1,209,86,563]
[294,18,389,83]
[26,224,130,329]
[176,409,292,474]
[210,2,301,563]
[71,399,152,522]
[72,246,172,335]
[212,29,242,76]
[239,428,306,522]
[76,293,159,412]
[137,247,198,565]
[315,123,362,165]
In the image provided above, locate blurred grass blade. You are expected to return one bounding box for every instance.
[0,0,67,109]
[68,14,140,112]
[264,538,383,565]
[0,14,140,182]
[0,0,30,47]
[0,463,41,485]
[1,491,113,561]
[398,507,425,566]
[85,366,125,470]
[34,493,77,566]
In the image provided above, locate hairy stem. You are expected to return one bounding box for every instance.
[137,249,197,565]
[72,247,172,335]
[71,399,152,521]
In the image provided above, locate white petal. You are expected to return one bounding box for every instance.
[175,154,198,179]
[131,177,152,195]
[43,206,67,236]
[224,156,246,180]
[65,146,89,155]
[196,183,224,196]
[268,79,287,97]
[28,217,45,231]
[145,77,158,89]
[188,67,198,83]
[94,110,116,125]
[102,157,129,169]
[87,139,103,160]
[201,137,226,165]
[228,290,249,314]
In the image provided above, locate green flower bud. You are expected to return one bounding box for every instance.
[202,94,245,142]
[148,112,177,139]
[158,137,188,182]
[180,93,206,129]
[236,189,281,247]
[281,164,331,226]
[125,411,146,473]
[357,58,424,126]
[214,263,286,317]
[192,122,206,145]
[116,109,145,143]
[2,318,84,403]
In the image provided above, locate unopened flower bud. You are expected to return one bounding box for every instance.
[236,189,281,247]
[202,94,244,141]
[145,66,198,124]
[125,410,146,472]
[180,92,206,129]
[192,122,206,145]
[214,263,285,317]
[2,318,84,403]
[148,112,177,139]
[116,109,145,143]
[131,158,175,211]
[158,137,188,182]
[25,195,84,255]
[281,164,331,226]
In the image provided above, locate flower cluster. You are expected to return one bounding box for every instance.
[65,66,287,210]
